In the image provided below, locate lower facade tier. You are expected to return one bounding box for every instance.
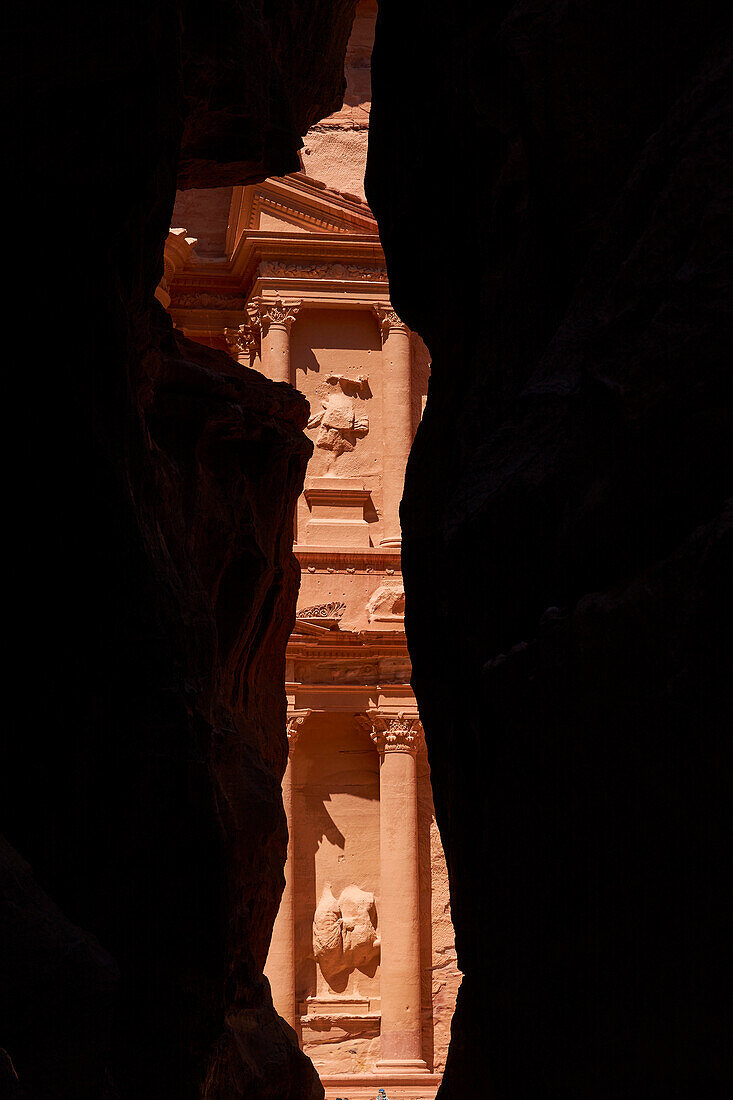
[320,1072,443,1100]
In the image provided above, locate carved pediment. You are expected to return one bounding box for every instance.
[237,173,378,236]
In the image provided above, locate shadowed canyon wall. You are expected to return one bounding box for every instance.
[3,2,356,1097]
[3,2,731,1098]
[367,3,732,1098]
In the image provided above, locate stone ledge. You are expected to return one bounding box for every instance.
[320,1072,442,1100]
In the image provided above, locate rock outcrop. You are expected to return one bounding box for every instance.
[368,3,732,1097]
[3,2,356,1097]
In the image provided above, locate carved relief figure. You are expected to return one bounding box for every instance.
[307,373,370,458]
[366,584,405,623]
[313,884,380,990]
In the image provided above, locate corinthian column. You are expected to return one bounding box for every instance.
[250,297,301,384]
[374,305,413,547]
[364,711,428,1073]
[264,710,309,1031]
[224,322,258,369]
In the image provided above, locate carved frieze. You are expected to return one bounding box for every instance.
[259,260,386,281]
[170,292,244,309]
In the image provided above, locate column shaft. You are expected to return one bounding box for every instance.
[249,297,301,385]
[262,322,292,384]
[366,713,428,1073]
[379,748,424,1065]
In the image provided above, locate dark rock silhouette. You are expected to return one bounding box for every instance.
[368,3,732,1097]
[2,1,356,1096]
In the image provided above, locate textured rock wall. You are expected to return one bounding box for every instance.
[368,3,732,1097]
[301,0,376,201]
[2,1,355,1097]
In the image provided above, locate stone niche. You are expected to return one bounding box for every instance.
[294,714,382,1077]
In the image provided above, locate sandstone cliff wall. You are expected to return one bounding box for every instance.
[2,2,356,1096]
[368,3,732,1097]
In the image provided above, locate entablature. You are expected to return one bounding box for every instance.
[286,681,416,718]
[294,545,401,572]
[168,232,389,333]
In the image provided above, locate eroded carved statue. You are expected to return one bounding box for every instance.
[366,584,405,622]
[312,884,380,989]
[307,374,370,457]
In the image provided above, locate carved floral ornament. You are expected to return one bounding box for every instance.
[373,303,410,339]
[224,323,259,358]
[358,711,424,754]
[286,709,311,751]
[249,296,301,333]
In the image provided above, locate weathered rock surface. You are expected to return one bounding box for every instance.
[179,0,358,188]
[368,3,732,1097]
[3,2,357,1096]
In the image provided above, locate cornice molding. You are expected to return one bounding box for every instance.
[294,546,401,570]
[252,194,350,234]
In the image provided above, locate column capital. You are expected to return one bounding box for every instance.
[359,711,423,754]
[286,709,311,753]
[224,323,259,362]
[373,303,410,340]
[249,296,302,334]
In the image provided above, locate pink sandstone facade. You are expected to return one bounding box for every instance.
[164,6,460,1096]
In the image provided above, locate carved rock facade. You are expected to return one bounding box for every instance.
[161,9,458,1096]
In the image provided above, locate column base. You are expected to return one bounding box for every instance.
[379,536,402,548]
[375,1059,430,1074]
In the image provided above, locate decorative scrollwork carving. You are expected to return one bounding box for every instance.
[297,601,346,620]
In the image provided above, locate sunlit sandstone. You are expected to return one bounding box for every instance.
[164,6,459,1096]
